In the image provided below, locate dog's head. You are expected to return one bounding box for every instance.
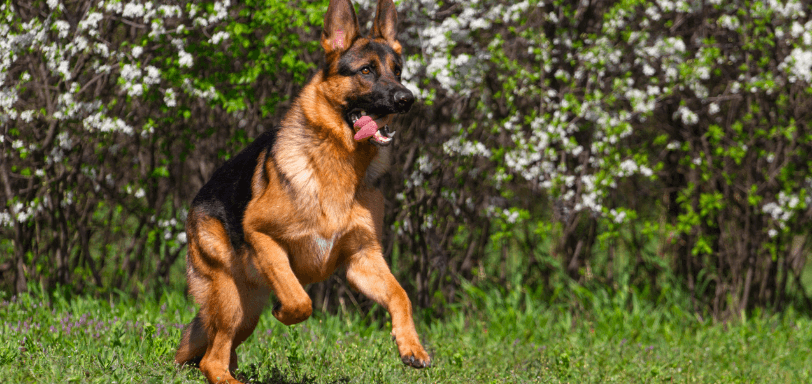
[320,0,414,146]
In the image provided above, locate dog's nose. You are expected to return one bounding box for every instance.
[394,90,414,113]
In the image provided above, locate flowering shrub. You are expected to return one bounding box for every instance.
[0,0,317,293]
[388,0,812,316]
[1,0,811,318]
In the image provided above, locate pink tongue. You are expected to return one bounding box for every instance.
[353,116,378,141]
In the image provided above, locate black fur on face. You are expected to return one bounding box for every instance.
[337,40,414,119]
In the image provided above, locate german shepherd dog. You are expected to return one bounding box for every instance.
[174,0,430,382]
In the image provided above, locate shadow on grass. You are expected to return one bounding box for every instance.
[236,364,350,384]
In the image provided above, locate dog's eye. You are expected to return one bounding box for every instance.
[360,67,372,75]
[394,69,401,77]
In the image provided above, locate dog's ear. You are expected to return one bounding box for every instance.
[371,0,401,54]
[321,0,360,57]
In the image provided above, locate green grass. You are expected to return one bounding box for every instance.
[1,283,811,383]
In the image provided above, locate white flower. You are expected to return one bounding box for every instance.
[696,66,710,80]
[708,103,719,115]
[20,110,34,122]
[83,113,134,135]
[210,31,229,45]
[57,60,71,79]
[613,210,626,224]
[127,83,144,97]
[72,36,88,52]
[674,106,698,125]
[470,19,490,30]
[79,12,103,31]
[123,2,146,18]
[718,15,739,30]
[144,66,160,84]
[791,22,804,38]
[57,131,72,149]
[788,195,799,210]
[645,6,661,20]
[120,63,142,81]
[665,66,678,81]
[504,209,520,224]
[54,20,70,39]
[619,159,638,175]
[132,46,143,58]
[0,88,18,110]
[164,88,177,107]
[94,42,110,58]
[730,81,741,93]
[762,202,782,220]
[158,5,182,17]
[783,48,812,84]
[179,51,193,67]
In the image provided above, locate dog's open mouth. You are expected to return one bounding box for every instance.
[348,109,396,146]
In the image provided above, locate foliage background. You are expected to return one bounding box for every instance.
[2,0,812,321]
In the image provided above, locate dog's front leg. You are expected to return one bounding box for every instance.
[345,250,431,368]
[245,230,313,325]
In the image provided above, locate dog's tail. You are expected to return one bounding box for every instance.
[175,313,208,366]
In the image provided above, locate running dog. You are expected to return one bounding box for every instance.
[174,0,430,382]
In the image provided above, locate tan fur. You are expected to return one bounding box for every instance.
[174,1,429,382]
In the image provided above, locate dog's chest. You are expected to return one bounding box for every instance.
[311,234,337,259]
[286,232,343,284]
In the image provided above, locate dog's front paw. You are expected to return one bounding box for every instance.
[399,344,431,368]
[271,299,312,325]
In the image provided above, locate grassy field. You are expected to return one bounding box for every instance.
[0,282,810,383]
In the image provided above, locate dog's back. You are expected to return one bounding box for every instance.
[190,129,280,248]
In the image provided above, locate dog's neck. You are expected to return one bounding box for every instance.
[271,79,385,227]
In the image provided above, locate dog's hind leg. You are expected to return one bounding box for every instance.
[228,282,270,372]
[198,272,244,384]
[177,210,246,383]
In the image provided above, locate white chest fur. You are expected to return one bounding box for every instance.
[312,234,336,259]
